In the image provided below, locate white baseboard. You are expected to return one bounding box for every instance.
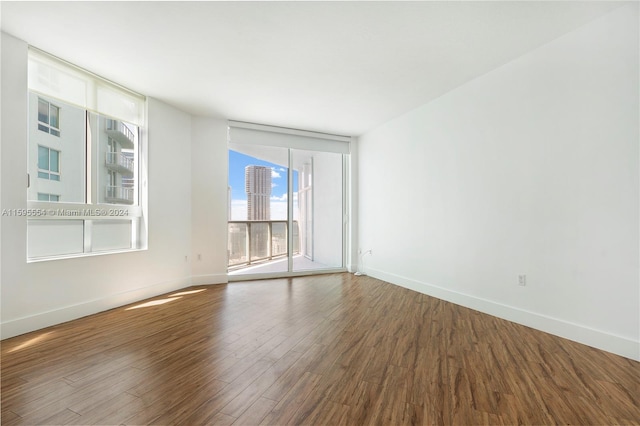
[1,277,192,340]
[366,267,639,361]
[191,273,228,286]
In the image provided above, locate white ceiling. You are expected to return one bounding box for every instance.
[1,1,625,136]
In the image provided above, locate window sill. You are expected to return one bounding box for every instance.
[27,247,147,263]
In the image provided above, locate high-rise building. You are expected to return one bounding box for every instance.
[245,165,271,220]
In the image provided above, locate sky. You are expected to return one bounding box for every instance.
[228,149,298,221]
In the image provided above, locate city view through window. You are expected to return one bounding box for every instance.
[228,148,297,274]
[227,146,344,275]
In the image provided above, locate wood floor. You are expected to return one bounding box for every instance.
[2,273,639,425]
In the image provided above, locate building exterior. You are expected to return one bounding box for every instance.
[101,118,136,205]
[28,93,85,203]
[28,92,137,206]
[245,165,271,220]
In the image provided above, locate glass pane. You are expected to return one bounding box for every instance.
[91,220,132,252]
[38,193,49,201]
[271,222,287,257]
[29,93,85,202]
[38,98,48,123]
[228,223,248,267]
[49,149,59,172]
[228,144,289,275]
[38,146,49,170]
[292,149,343,271]
[27,220,84,258]
[292,220,299,255]
[95,113,138,205]
[49,105,59,128]
[50,195,59,202]
[250,222,269,261]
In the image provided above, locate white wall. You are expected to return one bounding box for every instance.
[1,33,29,337]
[1,32,198,338]
[358,5,639,360]
[191,117,229,285]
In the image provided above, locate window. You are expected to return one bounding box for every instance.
[37,98,60,136]
[37,146,60,181]
[37,193,60,202]
[27,48,146,260]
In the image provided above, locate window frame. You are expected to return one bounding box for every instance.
[37,193,60,202]
[27,108,145,261]
[37,97,61,137]
[27,48,147,261]
[37,145,61,181]
[227,121,351,280]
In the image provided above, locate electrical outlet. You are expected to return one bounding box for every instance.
[518,274,527,286]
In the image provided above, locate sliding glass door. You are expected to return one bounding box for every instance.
[227,122,348,278]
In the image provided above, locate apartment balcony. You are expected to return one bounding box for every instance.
[228,220,332,274]
[105,185,134,204]
[105,119,135,149]
[228,220,299,270]
[105,152,135,175]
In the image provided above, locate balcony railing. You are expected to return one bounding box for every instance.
[228,220,299,269]
[105,152,135,174]
[105,185,134,204]
[105,119,135,149]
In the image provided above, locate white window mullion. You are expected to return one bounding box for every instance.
[287,149,294,272]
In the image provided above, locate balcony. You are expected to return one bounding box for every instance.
[105,152,135,175]
[228,220,333,274]
[228,220,300,270]
[105,185,134,204]
[105,119,135,149]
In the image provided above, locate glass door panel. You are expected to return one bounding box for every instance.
[291,149,343,272]
[228,143,290,276]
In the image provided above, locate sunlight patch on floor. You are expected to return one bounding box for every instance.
[7,331,55,353]
[125,297,182,310]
